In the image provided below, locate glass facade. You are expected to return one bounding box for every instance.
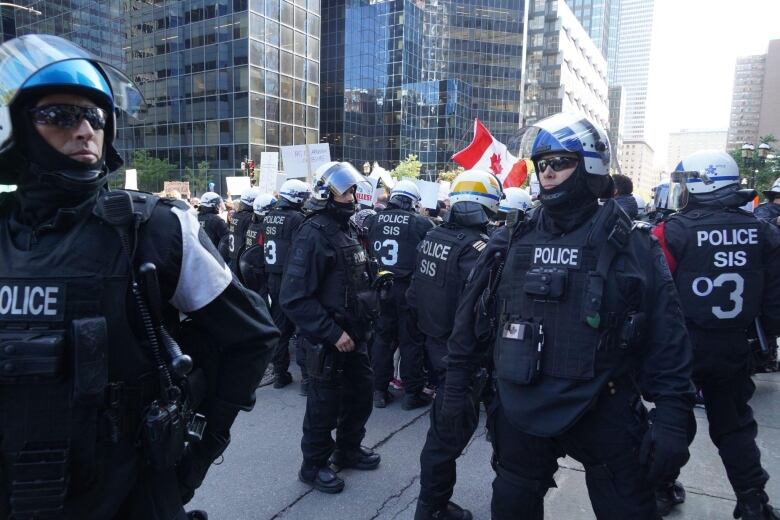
[9,0,321,194]
[321,0,525,179]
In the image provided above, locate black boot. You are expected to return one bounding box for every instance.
[299,376,309,396]
[298,463,345,494]
[655,480,686,516]
[402,391,433,411]
[414,499,473,520]
[330,446,381,471]
[373,390,393,408]
[186,511,208,520]
[273,371,293,389]
[734,489,780,519]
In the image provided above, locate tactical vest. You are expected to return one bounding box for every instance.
[227,209,253,267]
[307,213,373,336]
[367,208,418,277]
[0,192,163,518]
[494,201,640,436]
[412,225,485,339]
[262,207,304,275]
[245,216,264,251]
[671,208,764,330]
[197,211,223,248]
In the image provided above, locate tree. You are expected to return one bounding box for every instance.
[437,166,464,183]
[127,150,176,192]
[182,161,210,196]
[390,154,422,180]
[730,144,778,200]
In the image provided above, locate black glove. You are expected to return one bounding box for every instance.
[639,404,692,485]
[177,431,230,504]
[439,390,478,446]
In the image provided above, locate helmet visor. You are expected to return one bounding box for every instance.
[323,165,371,197]
[667,170,694,210]
[0,34,144,118]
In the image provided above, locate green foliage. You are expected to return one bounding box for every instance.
[182,161,210,196]
[390,154,422,180]
[729,146,779,201]
[127,150,176,192]
[437,166,464,183]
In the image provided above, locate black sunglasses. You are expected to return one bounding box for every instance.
[535,156,578,173]
[29,104,108,130]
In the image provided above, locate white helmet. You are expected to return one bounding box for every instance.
[253,193,277,215]
[279,179,312,205]
[312,162,370,201]
[764,176,780,200]
[672,150,740,195]
[449,169,503,214]
[499,187,532,213]
[314,161,339,183]
[389,179,421,204]
[199,191,222,208]
[240,186,263,206]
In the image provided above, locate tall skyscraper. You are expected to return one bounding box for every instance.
[8,1,322,193]
[564,0,612,59]
[320,0,525,178]
[758,40,780,144]
[726,54,765,151]
[613,0,653,141]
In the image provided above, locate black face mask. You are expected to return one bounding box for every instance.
[327,199,357,221]
[537,165,601,233]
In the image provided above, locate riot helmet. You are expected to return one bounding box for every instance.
[389,179,422,210]
[239,186,262,209]
[278,178,311,205]
[311,161,370,218]
[0,34,144,183]
[668,150,744,208]
[498,187,532,215]
[313,161,339,184]
[199,191,223,209]
[253,193,277,215]
[447,169,503,226]
[763,177,780,202]
[516,112,611,207]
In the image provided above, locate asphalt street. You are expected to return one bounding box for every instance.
[190,368,780,520]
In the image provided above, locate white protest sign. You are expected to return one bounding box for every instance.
[356,176,379,207]
[276,173,287,192]
[258,152,279,194]
[124,169,138,191]
[438,181,451,201]
[280,144,332,180]
[414,179,440,209]
[308,143,332,177]
[225,176,252,198]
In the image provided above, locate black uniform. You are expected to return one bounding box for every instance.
[406,220,487,512]
[240,213,269,300]
[261,201,307,379]
[0,188,277,519]
[446,199,694,520]
[754,202,780,225]
[655,199,780,506]
[225,206,254,274]
[197,207,228,249]
[280,209,375,469]
[365,204,433,397]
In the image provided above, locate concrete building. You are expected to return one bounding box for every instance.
[667,129,728,171]
[608,85,624,170]
[621,139,655,198]
[612,0,653,140]
[727,54,766,152]
[759,40,780,143]
[9,0,322,193]
[524,0,609,130]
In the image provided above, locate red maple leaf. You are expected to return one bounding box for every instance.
[490,153,503,175]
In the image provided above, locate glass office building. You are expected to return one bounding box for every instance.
[9,0,321,193]
[321,0,525,179]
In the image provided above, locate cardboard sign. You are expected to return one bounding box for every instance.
[163,181,190,199]
[356,176,379,207]
[280,143,332,180]
[258,152,279,194]
[414,179,440,209]
[225,176,252,198]
[437,181,451,201]
[124,169,138,191]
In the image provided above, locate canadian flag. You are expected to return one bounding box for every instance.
[452,118,528,188]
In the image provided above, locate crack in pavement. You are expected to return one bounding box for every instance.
[392,496,419,520]
[370,408,431,451]
[369,475,420,520]
[268,487,315,520]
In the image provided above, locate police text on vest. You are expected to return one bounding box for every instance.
[0,283,65,320]
[533,247,581,267]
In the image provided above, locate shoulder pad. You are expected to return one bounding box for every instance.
[94,189,161,225]
[158,197,191,212]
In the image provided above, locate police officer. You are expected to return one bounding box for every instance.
[0,35,277,519]
[197,191,227,249]
[408,170,497,520]
[755,177,780,226]
[488,186,532,235]
[280,162,380,494]
[237,194,276,302]
[261,179,311,390]
[365,180,434,409]
[224,186,260,273]
[442,113,695,519]
[653,151,780,519]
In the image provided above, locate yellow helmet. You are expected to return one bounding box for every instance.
[449,169,502,214]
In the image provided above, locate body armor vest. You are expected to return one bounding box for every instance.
[671,208,764,330]
[197,211,223,248]
[367,208,419,277]
[0,193,162,517]
[262,206,304,276]
[245,217,264,251]
[227,209,253,266]
[412,225,484,339]
[494,201,641,436]
[307,213,372,336]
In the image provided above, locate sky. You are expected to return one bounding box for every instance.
[645,0,780,168]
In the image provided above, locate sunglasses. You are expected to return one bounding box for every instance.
[29,104,108,130]
[536,156,578,173]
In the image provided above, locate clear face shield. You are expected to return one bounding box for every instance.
[667,170,700,210]
[320,164,371,200]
